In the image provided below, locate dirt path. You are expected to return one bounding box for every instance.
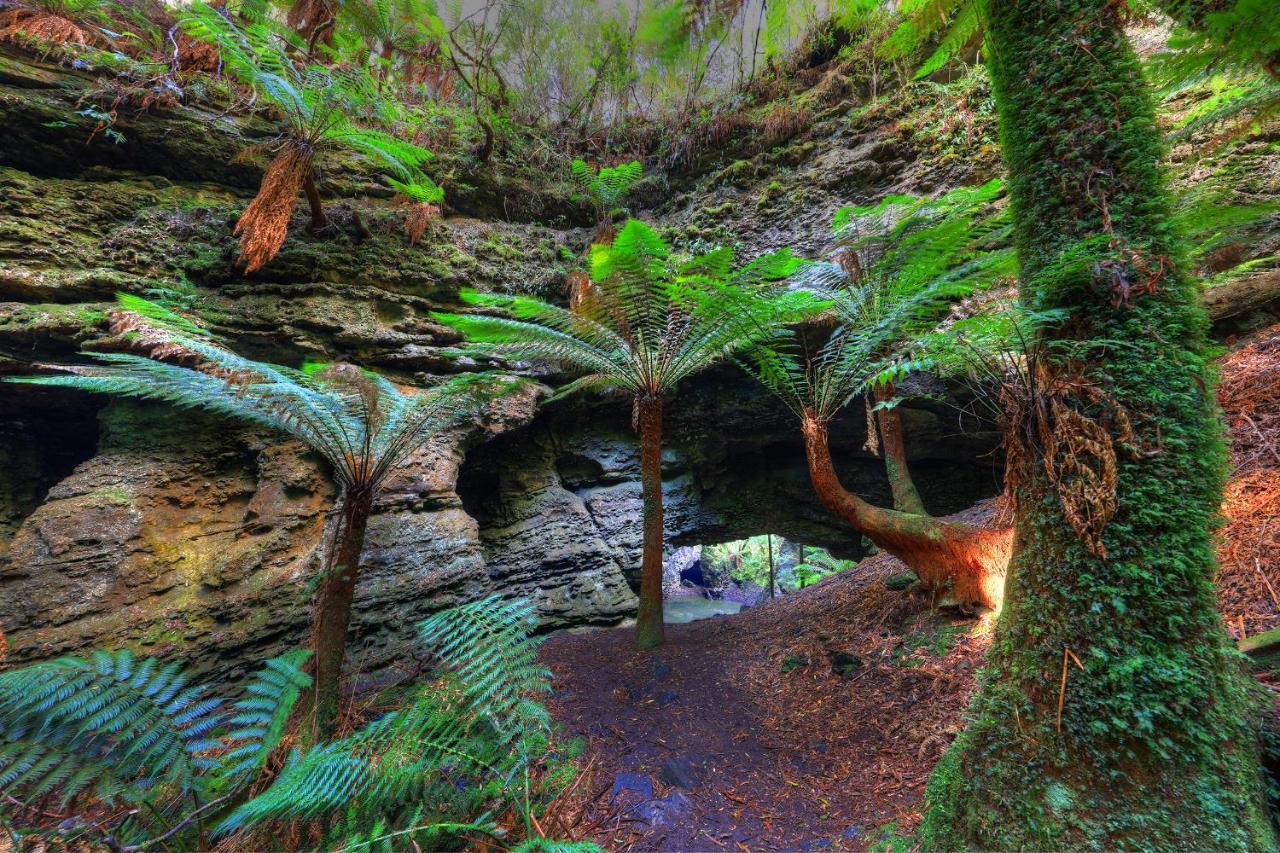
[540,546,993,852]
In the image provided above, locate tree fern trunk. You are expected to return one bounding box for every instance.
[872,383,928,515]
[306,488,374,743]
[801,412,1008,609]
[634,394,665,650]
[920,1,1273,847]
[302,170,329,234]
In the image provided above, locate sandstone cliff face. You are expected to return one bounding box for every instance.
[1,43,1276,681]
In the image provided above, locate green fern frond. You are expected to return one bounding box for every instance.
[441,219,819,405]
[216,597,551,844]
[0,650,222,804]
[9,295,498,497]
[216,649,312,788]
[417,596,551,744]
[745,180,1011,423]
[509,840,606,853]
[570,159,643,222]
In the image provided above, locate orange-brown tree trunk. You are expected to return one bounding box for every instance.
[634,394,665,649]
[801,411,1010,609]
[304,487,373,742]
[872,383,927,515]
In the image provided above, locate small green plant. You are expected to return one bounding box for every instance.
[793,550,857,589]
[891,623,966,667]
[569,158,643,239]
[220,596,556,848]
[780,653,809,673]
[868,819,913,853]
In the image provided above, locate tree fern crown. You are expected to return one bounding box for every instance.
[436,218,818,404]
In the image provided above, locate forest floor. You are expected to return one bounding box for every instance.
[538,321,1280,852]
[539,509,993,852]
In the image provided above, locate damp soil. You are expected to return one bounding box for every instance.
[539,543,992,852]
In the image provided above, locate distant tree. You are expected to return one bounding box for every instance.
[182,3,440,272]
[11,295,503,741]
[341,0,446,88]
[436,219,810,649]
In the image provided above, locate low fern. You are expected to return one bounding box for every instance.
[570,158,643,231]
[417,595,552,744]
[0,649,310,847]
[215,596,558,849]
[0,650,222,805]
[3,636,549,850]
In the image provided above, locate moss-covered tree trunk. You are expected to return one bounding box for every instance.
[634,394,666,649]
[920,1,1274,848]
[304,487,373,743]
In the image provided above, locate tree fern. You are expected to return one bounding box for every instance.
[570,159,643,233]
[216,597,555,849]
[179,2,440,269]
[437,219,813,401]
[744,179,1012,421]
[1147,18,1280,147]
[876,0,976,79]
[437,219,816,648]
[10,295,509,741]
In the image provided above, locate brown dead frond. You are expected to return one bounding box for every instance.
[591,221,616,246]
[1001,358,1135,558]
[105,308,202,361]
[235,142,312,273]
[177,31,221,74]
[566,270,595,313]
[1216,323,1280,637]
[402,201,441,245]
[762,104,812,145]
[833,246,864,283]
[0,7,92,48]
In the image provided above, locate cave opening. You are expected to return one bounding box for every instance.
[663,533,861,624]
[0,384,103,562]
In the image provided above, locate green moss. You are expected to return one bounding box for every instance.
[756,180,786,208]
[919,2,1275,849]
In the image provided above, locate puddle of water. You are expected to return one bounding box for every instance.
[663,597,744,624]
